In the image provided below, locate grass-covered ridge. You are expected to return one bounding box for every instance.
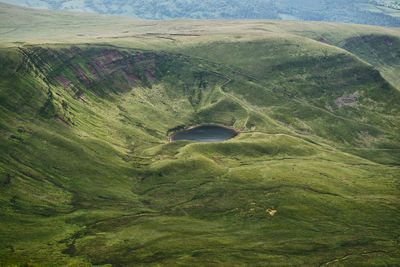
[0,4,399,266]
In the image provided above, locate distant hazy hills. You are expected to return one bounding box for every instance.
[1,0,400,27]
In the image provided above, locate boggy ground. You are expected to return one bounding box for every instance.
[0,5,400,266]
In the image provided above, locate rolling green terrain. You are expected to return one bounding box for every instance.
[1,3,400,266]
[1,0,400,27]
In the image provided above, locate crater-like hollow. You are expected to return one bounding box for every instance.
[170,125,239,142]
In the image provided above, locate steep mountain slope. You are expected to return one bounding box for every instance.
[1,0,400,26]
[341,34,400,89]
[0,4,400,267]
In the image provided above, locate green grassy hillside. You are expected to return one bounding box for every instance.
[1,0,400,27]
[0,4,399,267]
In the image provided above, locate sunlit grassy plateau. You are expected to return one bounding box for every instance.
[0,2,400,266]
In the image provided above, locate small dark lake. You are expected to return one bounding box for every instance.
[171,125,238,142]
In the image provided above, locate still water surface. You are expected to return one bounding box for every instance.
[171,125,237,142]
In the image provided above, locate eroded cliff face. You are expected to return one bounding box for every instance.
[0,40,399,266]
[4,40,400,155]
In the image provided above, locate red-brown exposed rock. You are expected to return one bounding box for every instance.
[56,75,71,88]
[75,67,91,84]
[123,72,140,87]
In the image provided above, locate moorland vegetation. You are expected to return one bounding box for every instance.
[0,3,399,266]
